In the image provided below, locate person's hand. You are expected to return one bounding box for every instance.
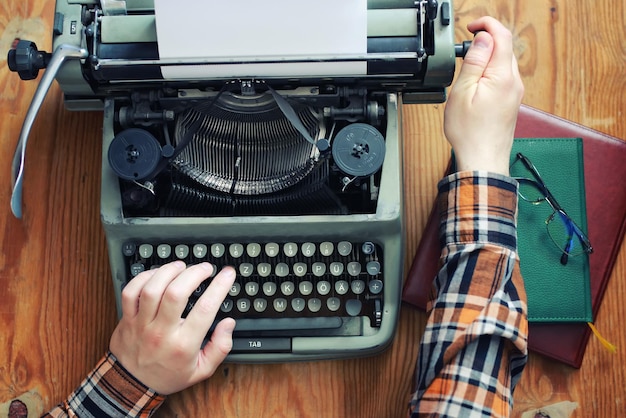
[109,261,236,395]
[444,16,524,176]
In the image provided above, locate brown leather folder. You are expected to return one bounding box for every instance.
[402,104,626,367]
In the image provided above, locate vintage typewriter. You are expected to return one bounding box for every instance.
[9,0,467,361]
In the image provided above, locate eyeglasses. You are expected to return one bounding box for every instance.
[512,152,593,265]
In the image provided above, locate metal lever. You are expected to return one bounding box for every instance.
[10,43,88,219]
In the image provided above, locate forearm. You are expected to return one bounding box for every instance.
[409,172,528,417]
[42,351,165,418]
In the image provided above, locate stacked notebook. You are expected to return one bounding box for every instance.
[402,105,626,367]
[509,137,592,323]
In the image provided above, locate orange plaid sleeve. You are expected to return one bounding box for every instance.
[42,351,165,418]
[408,172,528,417]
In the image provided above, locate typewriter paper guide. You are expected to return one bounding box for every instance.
[154,0,368,79]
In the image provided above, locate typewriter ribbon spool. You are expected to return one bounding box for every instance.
[108,128,163,181]
[331,123,386,177]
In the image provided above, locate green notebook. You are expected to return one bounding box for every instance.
[509,138,592,322]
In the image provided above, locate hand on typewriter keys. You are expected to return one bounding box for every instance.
[109,261,236,395]
[443,16,524,176]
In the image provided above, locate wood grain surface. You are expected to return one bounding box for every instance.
[1,1,624,417]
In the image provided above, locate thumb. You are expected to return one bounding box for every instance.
[456,31,495,85]
[198,318,235,373]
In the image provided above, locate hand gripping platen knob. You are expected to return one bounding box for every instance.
[7,40,52,80]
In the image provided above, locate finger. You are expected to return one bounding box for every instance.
[196,317,236,379]
[467,16,514,75]
[120,269,157,318]
[182,266,236,340]
[455,30,495,87]
[135,261,186,324]
[155,262,217,325]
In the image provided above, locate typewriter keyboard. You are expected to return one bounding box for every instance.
[121,240,385,350]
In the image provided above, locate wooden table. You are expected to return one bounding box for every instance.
[1,1,624,416]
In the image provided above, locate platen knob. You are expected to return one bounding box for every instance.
[7,40,51,80]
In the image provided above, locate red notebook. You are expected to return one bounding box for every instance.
[402,104,626,368]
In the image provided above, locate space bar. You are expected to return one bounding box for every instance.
[233,317,343,332]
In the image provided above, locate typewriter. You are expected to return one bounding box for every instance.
[9,0,466,362]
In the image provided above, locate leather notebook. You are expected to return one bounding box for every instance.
[402,105,626,367]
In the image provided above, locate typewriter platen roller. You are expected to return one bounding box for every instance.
[9,0,467,362]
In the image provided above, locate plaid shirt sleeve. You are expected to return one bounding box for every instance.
[408,171,528,417]
[42,351,165,418]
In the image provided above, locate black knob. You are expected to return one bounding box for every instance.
[7,40,51,80]
[316,138,331,154]
[455,40,473,58]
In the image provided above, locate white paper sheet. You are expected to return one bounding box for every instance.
[154,0,368,79]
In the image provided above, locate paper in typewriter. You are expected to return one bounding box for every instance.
[154,0,368,79]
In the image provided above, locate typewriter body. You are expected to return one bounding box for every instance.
[9,0,461,361]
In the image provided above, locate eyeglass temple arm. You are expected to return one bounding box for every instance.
[516,153,568,212]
